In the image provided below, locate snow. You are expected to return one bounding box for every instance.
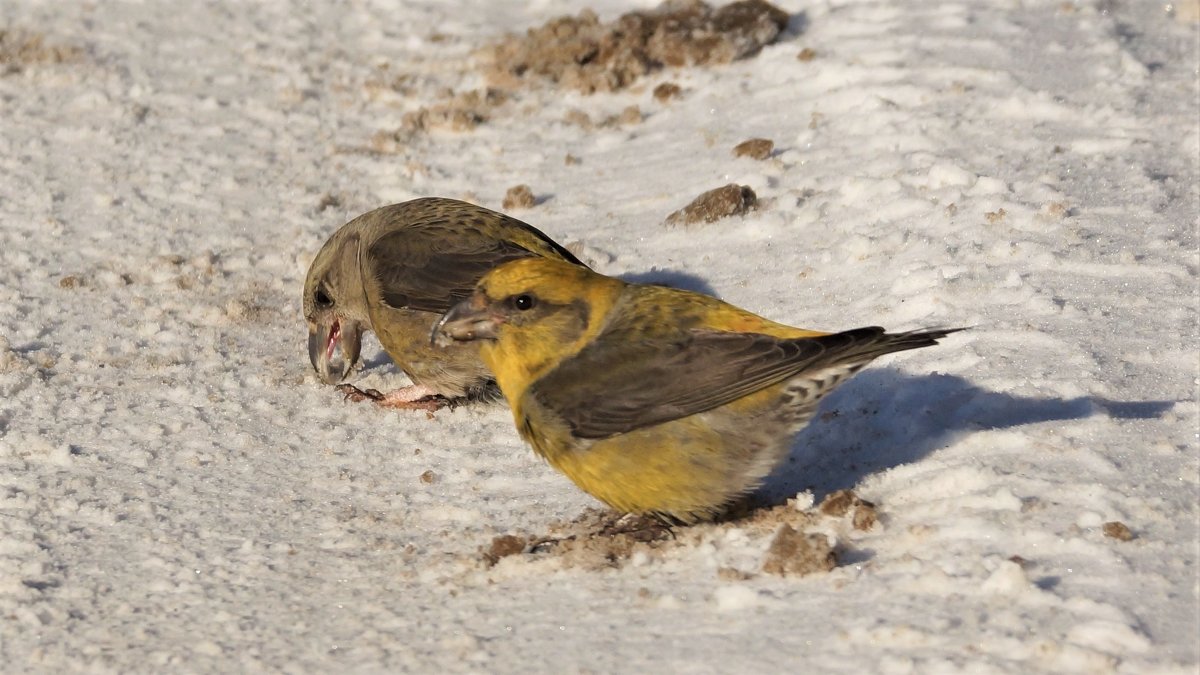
[1,0,1197,672]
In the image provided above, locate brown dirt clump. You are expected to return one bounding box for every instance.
[1102,521,1134,541]
[761,524,836,576]
[527,509,676,571]
[502,185,536,210]
[566,105,644,129]
[484,0,790,94]
[796,47,817,61]
[818,489,878,531]
[0,29,81,75]
[400,88,509,133]
[653,81,684,102]
[665,184,757,227]
[477,501,849,576]
[482,534,528,567]
[733,137,774,159]
[818,489,857,516]
[851,502,878,531]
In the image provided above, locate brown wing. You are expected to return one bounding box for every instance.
[366,199,584,314]
[531,325,959,440]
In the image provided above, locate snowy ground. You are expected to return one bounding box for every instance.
[1,0,1197,672]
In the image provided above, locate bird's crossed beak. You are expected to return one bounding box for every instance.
[308,317,363,384]
[432,297,502,348]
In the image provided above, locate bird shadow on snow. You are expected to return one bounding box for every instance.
[617,270,719,296]
[757,368,1177,506]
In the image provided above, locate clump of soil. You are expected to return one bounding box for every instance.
[502,184,536,209]
[483,0,790,94]
[524,509,676,572]
[563,105,643,130]
[665,184,757,226]
[482,534,528,567]
[818,489,878,531]
[400,88,509,133]
[761,524,836,576]
[653,81,683,102]
[479,493,872,576]
[1102,521,1134,541]
[1,29,81,75]
[732,137,774,159]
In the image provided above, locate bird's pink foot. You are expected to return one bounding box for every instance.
[337,384,452,413]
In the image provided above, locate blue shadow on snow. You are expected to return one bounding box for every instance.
[758,368,1176,504]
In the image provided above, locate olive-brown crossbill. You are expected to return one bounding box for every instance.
[303,198,584,410]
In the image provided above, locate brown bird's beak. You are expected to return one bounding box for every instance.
[432,298,501,348]
[308,317,363,384]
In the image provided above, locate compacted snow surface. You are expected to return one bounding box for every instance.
[1,0,1197,672]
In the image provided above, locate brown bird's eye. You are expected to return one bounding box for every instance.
[314,288,334,308]
[512,294,535,311]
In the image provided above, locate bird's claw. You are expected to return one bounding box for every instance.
[599,513,675,542]
[337,384,384,403]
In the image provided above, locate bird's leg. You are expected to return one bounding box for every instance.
[374,384,450,411]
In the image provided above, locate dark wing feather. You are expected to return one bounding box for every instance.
[532,325,960,440]
[367,203,584,314]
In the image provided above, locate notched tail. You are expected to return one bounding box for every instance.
[815,326,966,365]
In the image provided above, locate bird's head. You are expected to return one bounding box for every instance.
[303,223,371,384]
[432,257,621,385]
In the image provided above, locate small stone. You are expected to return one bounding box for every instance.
[796,47,817,61]
[664,184,757,227]
[733,138,774,160]
[653,82,683,102]
[617,105,642,125]
[1102,521,1134,541]
[482,534,527,567]
[502,185,536,210]
[851,502,878,531]
[316,193,341,212]
[419,470,436,484]
[1040,202,1069,220]
[58,275,81,289]
[717,567,754,581]
[818,489,857,517]
[761,525,836,576]
[563,109,593,129]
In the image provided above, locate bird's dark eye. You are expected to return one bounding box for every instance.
[314,288,333,308]
[512,294,535,311]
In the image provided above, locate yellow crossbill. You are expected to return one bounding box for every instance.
[433,257,960,523]
[303,198,585,410]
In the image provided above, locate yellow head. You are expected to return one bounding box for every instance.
[432,257,624,397]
